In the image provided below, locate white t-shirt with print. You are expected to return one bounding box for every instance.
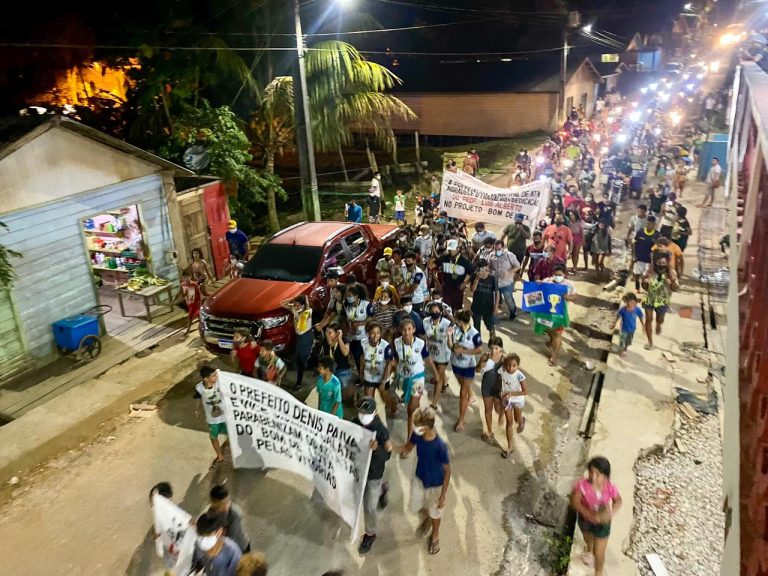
[195,381,227,425]
[498,367,526,406]
[423,317,452,364]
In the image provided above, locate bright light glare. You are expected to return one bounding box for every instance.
[536,155,545,165]
[684,2,692,9]
[583,24,593,33]
[710,61,721,73]
[686,83,695,90]
[539,175,548,181]
[670,111,682,126]
[563,158,574,168]
[606,117,615,124]
[697,73,705,79]
[719,33,739,46]
[649,83,658,91]
[654,128,661,136]
[629,111,640,122]
[592,133,602,142]
[683,73,690,80]
[631,101,639,108]
[659,92,670,102]
[640,87,648,94]
[336,0,355,7]
[616,134,628,143]
[600,146,609,154]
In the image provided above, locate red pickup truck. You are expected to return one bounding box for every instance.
[200,221,398,354]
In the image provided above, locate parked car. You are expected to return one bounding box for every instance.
[200,221,398,354]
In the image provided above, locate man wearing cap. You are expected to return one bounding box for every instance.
[353,397,392,554]
[437,239,473,311]
[225,220,249,260]
[501,213,531,266]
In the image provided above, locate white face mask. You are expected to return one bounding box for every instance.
[381,281,390,289]
[380,298,391,306]
[359,413,375,426]
[413,426,426,436]
[553,275,565,284]
[197,534,218,552]
[229,228,237,234]
[403,305,413,313]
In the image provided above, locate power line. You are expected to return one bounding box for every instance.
[0,42,579,57]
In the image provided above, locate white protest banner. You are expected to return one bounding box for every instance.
[439,169,550,225]
[218,371,374,535]
[151,494,196,576]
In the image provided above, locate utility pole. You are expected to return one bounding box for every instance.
[292,0,321,222]
[560,10,581,124]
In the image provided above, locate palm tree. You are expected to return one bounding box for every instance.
[249,77,295,233]
[249,40,417,228]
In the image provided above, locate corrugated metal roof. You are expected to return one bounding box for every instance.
[0,115,192,174]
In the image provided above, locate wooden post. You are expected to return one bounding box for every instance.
[414,130,422,175]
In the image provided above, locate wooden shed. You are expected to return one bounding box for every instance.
[0,115,191,376]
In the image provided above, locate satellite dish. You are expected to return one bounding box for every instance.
[183,144,210,172]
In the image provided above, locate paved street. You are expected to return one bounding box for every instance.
[0,212,620,575]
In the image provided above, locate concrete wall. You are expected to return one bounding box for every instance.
[390,92,559,137]
[0,126,162,214]
[565,64,599,118]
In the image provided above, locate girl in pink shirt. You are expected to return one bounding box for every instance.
[570,456,622,576]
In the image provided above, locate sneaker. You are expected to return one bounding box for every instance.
[509,310,517,321]
[378,482,389,509]
[359,533,377,554]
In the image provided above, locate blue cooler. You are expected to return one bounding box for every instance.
[52,314,100,351]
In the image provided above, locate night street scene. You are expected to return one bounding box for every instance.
[0,0,764,574]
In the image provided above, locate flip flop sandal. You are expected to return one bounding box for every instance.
[501,450,514,459]
[429,539,441,555]
[582,552,594,566]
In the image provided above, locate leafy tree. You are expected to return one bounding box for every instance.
[162,101,285,235]
[249,77,295,233]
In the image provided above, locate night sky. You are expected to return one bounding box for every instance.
[0,0,729,112]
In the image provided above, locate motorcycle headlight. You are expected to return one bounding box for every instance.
[261,314,290,330]
[563,159,574,168]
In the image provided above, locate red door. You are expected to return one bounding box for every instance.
[203,182,231,278]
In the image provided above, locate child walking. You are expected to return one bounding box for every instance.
[394,188,407,225]
[498,353,528,459]
[397,406,451,556]
[476,336,504,442]
[614,292,645,357]
[194,365,227,466]
[231,328,258,376]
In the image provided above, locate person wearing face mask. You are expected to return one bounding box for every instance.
[582,193,598,219]
[370,289,397,344]
[373,271,400,307]
[473,236,495,264]
[403,252,429,313]
[437,239,474,311]
[353,397,393,554]
[470,222,496,253]
[534,264,576,366]
[192,513,241,576]
[396,406,451,556]
[393,296,424,338]
[470,260,499,340]
[390,317,439,439]
[414,224,434,264]
[490,240,521,321]
[361,321,395,405]
[640,255,679,349]
[320,323,352,392]
[281,295,314,391]
[450,309,483,433]
[343,285,372,386]
[542,215,573,263]
[532,244,566,282]
[423,301,452,410]
[521,231,545,281]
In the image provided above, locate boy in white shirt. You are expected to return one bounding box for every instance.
[194,366,227,466]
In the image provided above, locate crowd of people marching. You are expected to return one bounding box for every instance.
[155,77,721,576]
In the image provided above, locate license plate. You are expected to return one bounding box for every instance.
[218,339,234,350]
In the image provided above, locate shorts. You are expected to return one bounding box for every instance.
[208,422,227,438]
[395,210,405,221]
[619,330,634,350]
[633,261,650,276]
[578,516,611,539]
[402,374,426,403]
[452,365,476,380]
[643,304,669,321]
[503,397,525,410]
[410,477,444,519]
[363,379,384,390]
[480,377,499,398]
[335,369,352,389]
[472,309,495,332]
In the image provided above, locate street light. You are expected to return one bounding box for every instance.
[293,0,354,222]
[583,24,592,33]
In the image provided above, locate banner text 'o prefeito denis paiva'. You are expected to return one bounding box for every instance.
[439,169,550,225]
[218,372,374,535]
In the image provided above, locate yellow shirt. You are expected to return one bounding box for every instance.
[652,243,682,269]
